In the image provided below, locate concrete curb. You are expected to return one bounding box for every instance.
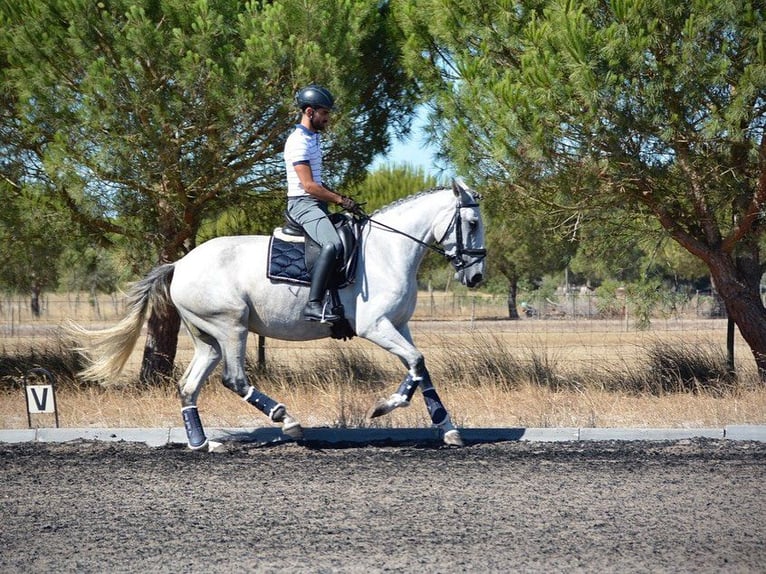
[1,425,765,446]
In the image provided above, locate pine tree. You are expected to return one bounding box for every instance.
[0,0,417,383]
[398,0,766,377]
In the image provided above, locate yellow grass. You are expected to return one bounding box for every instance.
[2,373,765,431]
[2,291,765,430]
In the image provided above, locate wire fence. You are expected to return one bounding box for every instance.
[0,290,754,376]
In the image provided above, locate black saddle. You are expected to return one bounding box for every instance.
[267,212,360,289]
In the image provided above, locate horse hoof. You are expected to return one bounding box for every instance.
[443,429,464,447]
[369,393,409,418]
[188,439,209,451]
[282,417,304,440]
[369,399,389,418]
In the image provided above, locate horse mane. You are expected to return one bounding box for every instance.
[370,186,450,217]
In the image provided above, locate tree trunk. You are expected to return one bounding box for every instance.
[708,252,766,380]
[507,279,520,320]
[30,286,41,317]
[137,204,192,386]
[139,304,181,386]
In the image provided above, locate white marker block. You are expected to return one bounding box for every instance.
[26,385,56,414]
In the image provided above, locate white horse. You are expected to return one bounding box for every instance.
[71,178,486,451]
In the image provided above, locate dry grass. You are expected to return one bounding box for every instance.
[4,379,763,431]
[2,318,765,430]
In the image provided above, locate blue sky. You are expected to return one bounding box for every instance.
[370,109,451,179]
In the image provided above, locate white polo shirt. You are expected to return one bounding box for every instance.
[284,124,323,198]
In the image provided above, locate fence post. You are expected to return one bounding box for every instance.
[257,334,266,368]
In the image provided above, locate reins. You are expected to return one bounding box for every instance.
[360,212,450,259]
[353,193,487,270]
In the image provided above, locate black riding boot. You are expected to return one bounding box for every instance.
[304,244,341,323]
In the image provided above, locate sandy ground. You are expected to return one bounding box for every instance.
[1,438,764,573]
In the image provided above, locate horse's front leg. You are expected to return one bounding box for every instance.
[219,331,303,440]
[363,321,463,446]
[371,357,463,447]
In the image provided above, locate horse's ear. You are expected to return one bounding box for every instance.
[452,177,483,203]
[452,177,467,197]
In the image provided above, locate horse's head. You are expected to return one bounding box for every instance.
[436,178,487,288]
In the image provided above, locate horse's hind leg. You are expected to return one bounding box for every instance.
[177,331,223,451]
[219,330,303,439]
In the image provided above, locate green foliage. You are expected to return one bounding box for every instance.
[398,0,765,258]
[593,279,624,318]
[593,277,693,328]
[483,186,577,289]
[197,191,285,241]
[56,245,121,295]
[625,279,664,330]
[396,0,766,372]
[569,216,711,287]
[344,164,438,212]
[0,0,417,271]
[0,185,69,294]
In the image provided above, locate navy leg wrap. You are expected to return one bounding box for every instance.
[181,406,207,448]
[244,387,280,419]
[421,385,447,426]
[396,374,418,402]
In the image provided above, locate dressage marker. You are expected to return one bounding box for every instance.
[23,368,59,428]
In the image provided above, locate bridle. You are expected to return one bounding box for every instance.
[360,192,487,271]
[436,197,488,271]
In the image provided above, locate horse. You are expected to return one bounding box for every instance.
[70,178,487,451]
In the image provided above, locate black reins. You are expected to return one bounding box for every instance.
[357,195,487,271]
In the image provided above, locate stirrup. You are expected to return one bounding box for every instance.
[304,300,341,324]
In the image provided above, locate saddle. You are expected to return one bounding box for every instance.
[267,212,361,340]
[268,212,360,288]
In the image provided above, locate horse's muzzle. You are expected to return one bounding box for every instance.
[466,273,483,288]
[456,270,484,288]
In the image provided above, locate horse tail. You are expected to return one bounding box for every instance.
[68,263,176,383]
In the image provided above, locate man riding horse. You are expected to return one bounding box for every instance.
[283,85,360,324]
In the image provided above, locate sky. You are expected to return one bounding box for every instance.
[369,108,452,180]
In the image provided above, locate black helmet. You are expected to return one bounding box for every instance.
[295,85,335,111]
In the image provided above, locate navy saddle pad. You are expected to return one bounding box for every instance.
[267,237,311,285]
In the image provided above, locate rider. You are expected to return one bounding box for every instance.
[284,85,359,323]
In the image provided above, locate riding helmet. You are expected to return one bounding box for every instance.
[295,85,335,111]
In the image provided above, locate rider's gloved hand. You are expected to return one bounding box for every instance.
[339,195,362,214]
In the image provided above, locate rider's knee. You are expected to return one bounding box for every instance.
[320,242,340,260]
